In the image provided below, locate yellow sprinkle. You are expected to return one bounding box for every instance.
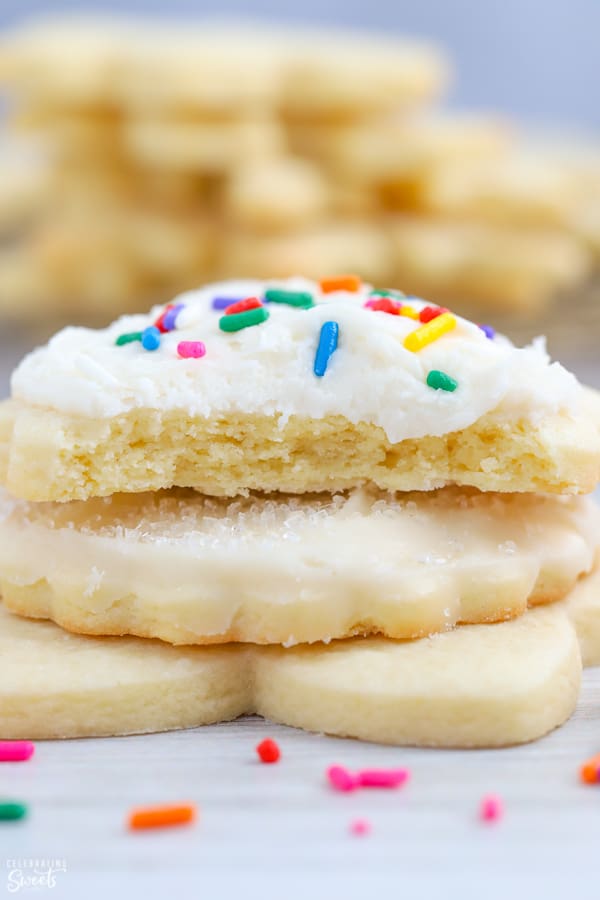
[399,305,418,319]
[403,313,457,352]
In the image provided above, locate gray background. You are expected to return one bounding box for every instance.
[0,0,598,130]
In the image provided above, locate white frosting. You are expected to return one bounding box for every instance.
[11,278,580,443]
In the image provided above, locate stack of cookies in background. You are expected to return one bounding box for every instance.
[0,277,600,747]
[0,16,598,327]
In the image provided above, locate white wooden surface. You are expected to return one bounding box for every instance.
[1,329,600,900]
[2,676,600,900]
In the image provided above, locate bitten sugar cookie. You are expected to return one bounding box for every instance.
[3,278,599,502]
[0,487,597,646]
[0,601,581,747]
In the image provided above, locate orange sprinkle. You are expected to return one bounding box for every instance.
[319,275,362,294]
[128,803,197,831]
[580,755,600,784]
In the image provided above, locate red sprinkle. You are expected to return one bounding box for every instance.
[177,341,206,359]
[256,738,280,764]
[419,305,449,324]
[154,304,175,333]
[364,297,400,315]
[479,794,503,822]
[225,297,263,316]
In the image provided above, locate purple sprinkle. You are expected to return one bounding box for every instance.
[212,297,242,310]
[479,324,495,340]
[163,303,184,331]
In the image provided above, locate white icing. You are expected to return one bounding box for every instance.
[11,277,580,443]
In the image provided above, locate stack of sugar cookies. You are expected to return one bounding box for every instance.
[0,275,600,747]
[0,16,597,323]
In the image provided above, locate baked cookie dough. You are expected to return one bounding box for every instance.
[0,486,597,646]
[0,601,581,747]
[3,279,599,502]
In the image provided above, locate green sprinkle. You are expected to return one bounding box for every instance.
[0,801,27,821]
[427,370,458,392]
[264,289,314,309]
[219,307,269,333]
[369,288,405,299]
[115,331,142,346]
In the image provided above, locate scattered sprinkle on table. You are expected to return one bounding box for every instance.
[177,341,206,359]
[141,326,161,351]
[219,306,269,333]
[427,370,458,392]
[264,288,314,308]
[327,764,410,792]
[479,794,503,823]
[115,331,142,347]
[0,801,28,822]
[0,741,34,762]
[349,818,372,837]
[128,804,196,831]
[404,312,457,352]
[580,753,600,784]
[256,738,281,763]
[314,321,339,377]
[225,297,263,316]
[320,274,361,293]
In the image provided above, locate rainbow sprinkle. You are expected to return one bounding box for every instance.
[404,312,457,352]
[314,321,339,377]
[177,341,206,359]
[115,331,142,347]
[162,303,185,331]
[479,324,495,340]
[212,296,241,310]
[219,306,269,333]
[427,370,458,392]
[264,288,314,309]
[141,326,161,351]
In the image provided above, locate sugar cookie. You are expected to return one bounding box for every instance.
[0,486,596,646]
[0,601,581,746]
[3,279,599,502]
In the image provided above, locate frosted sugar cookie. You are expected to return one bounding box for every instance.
[3,278,599,502]
[221,225,392,284]
[388,218,592,312]
[0,487,597,646]
[0,600,581,746]
[566,566,600,666]
[223,158,329,231]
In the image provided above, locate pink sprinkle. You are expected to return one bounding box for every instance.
[327,765,358,792]
[349,818,372,837]
[177,341,206,359]
[480,794,503,823]
[357,768,410,789]
[0,741,35,762]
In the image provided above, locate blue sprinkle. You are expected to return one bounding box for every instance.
[163,303,184,331]
[141,326,161,351]
[479,324,495,340]
[212,296,241,310]
[314,321,339,377]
